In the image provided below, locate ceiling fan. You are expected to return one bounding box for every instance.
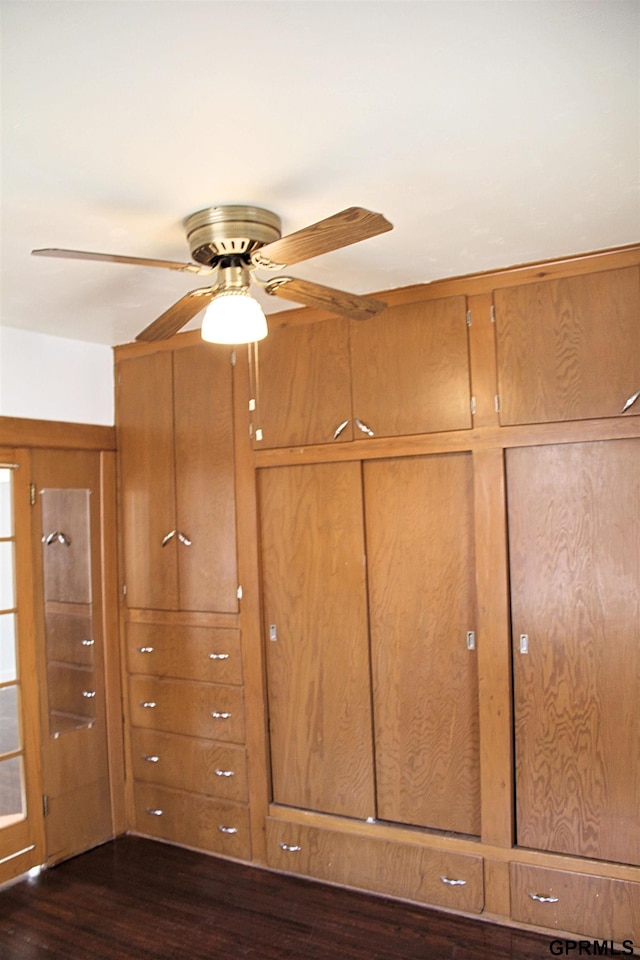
[32,205,393,343]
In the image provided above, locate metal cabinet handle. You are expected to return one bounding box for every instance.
[82,639,95,646]
[440,876,467,886]
[529,893,559,903]
[214,769,235,778]
[211,711,231,719]
[177,531,192,547]
[209,653,230,660]
[146,808,163,817]
[82,690,96,698]
[333,419,350,440]
[142,755,159,763]
[621,389,640,413]
[218,825,238,835]
[280,842,302,852]
[43,530,71,546]
[138,646,154,654]
[355,417,375,437]
[140,701,157,709]
[161,530,176,547]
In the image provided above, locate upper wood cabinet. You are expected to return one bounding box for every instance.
[494,266,640,425]
[117,344,238,613]
[254,295,472,448]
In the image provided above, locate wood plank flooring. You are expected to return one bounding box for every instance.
[0,836,554,959]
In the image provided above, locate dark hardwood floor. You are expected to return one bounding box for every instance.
[0,836,555,959]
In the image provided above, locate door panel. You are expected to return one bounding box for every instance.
[508,440,640,864]
[259,462,375,818]
[364,454,480,834]
[32,449,113,864]
[117,351,178,610]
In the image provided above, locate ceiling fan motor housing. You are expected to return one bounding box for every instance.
[184,205,282,266]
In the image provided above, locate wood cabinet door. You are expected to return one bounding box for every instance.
[508,440,640,865]
[117,351,178,609]
[173,345,238,613]
[495,267,640,425]
[258,462,375,818]
[253,318,353,448]
[364,454,480,835]
[350,296,472,438]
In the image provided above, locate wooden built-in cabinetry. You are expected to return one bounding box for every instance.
[115,244,640,945]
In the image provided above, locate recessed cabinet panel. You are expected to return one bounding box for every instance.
[364,454,480,835]
[495,267,640,425]
[350,296,472,437]
[259,462,375,819]
[508,440,640,865]
[254,318,353,448]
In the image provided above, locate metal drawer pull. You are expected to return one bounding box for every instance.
[177,531,192,546]
[529,893,559,903]
[280,843,302,853]
[218,825,238,834]
[146,808,163,817]
[43,530,71,546]
[621,388,640,414]
[82,690,96,698]
[440,876,467,886]
[214,769,235,777]
[333,419,350,440]
[355,417,375,437]
[138,646,154,653]
[161,530,176,547]
[82,638,95,646]
[142,755,160,763]
[211,711,231,719]
[140,701,157,709]
[209,653,230,660]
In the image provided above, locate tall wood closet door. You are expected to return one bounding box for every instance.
[364,454,480,835]
[258,462,375,819]
[117,351,178,609]
[508,439,640,865]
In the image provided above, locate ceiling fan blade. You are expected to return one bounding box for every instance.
[32,248,213,275]
[265,277,386,321]
[251,207,393,269]
[136,287,218,342]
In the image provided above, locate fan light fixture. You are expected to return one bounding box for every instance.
[201,289,268,344]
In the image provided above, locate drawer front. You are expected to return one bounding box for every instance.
[129,677,245,743]
[126,623,242,685]
[131,729,248,802]
[266,818,483,913]
[510,863,640,942]
[134,782,250,861]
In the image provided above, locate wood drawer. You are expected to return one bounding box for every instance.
[134,782,251,861]
[266,817,484,913]
[510,863,640,942]
[126,623,242,685]
[128,677,245,743]
[130,729,248,802]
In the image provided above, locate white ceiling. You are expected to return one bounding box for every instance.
[1,0,639,347]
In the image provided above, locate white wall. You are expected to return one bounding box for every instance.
[0,327,114,425]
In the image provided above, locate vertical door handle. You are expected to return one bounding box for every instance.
[333,419,350,440]
[621,389,640,413]
[177,531,192,546]
[354,418,375,437]
[161,530,176,547]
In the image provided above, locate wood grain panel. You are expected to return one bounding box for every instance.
[350,296,472,437]
[258,462,375,818]
[364,454,480,835]
[126,622,242,685]
[254,318,353,448]
[508,439,640,865]
[495,266,640,425]
[117,351,178,609]
[173,345,238,613]
[133,783,251,860]
[266,818,484,913]
[128,676,245,744]
[130,729,248,801]
[510,863,640,942]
